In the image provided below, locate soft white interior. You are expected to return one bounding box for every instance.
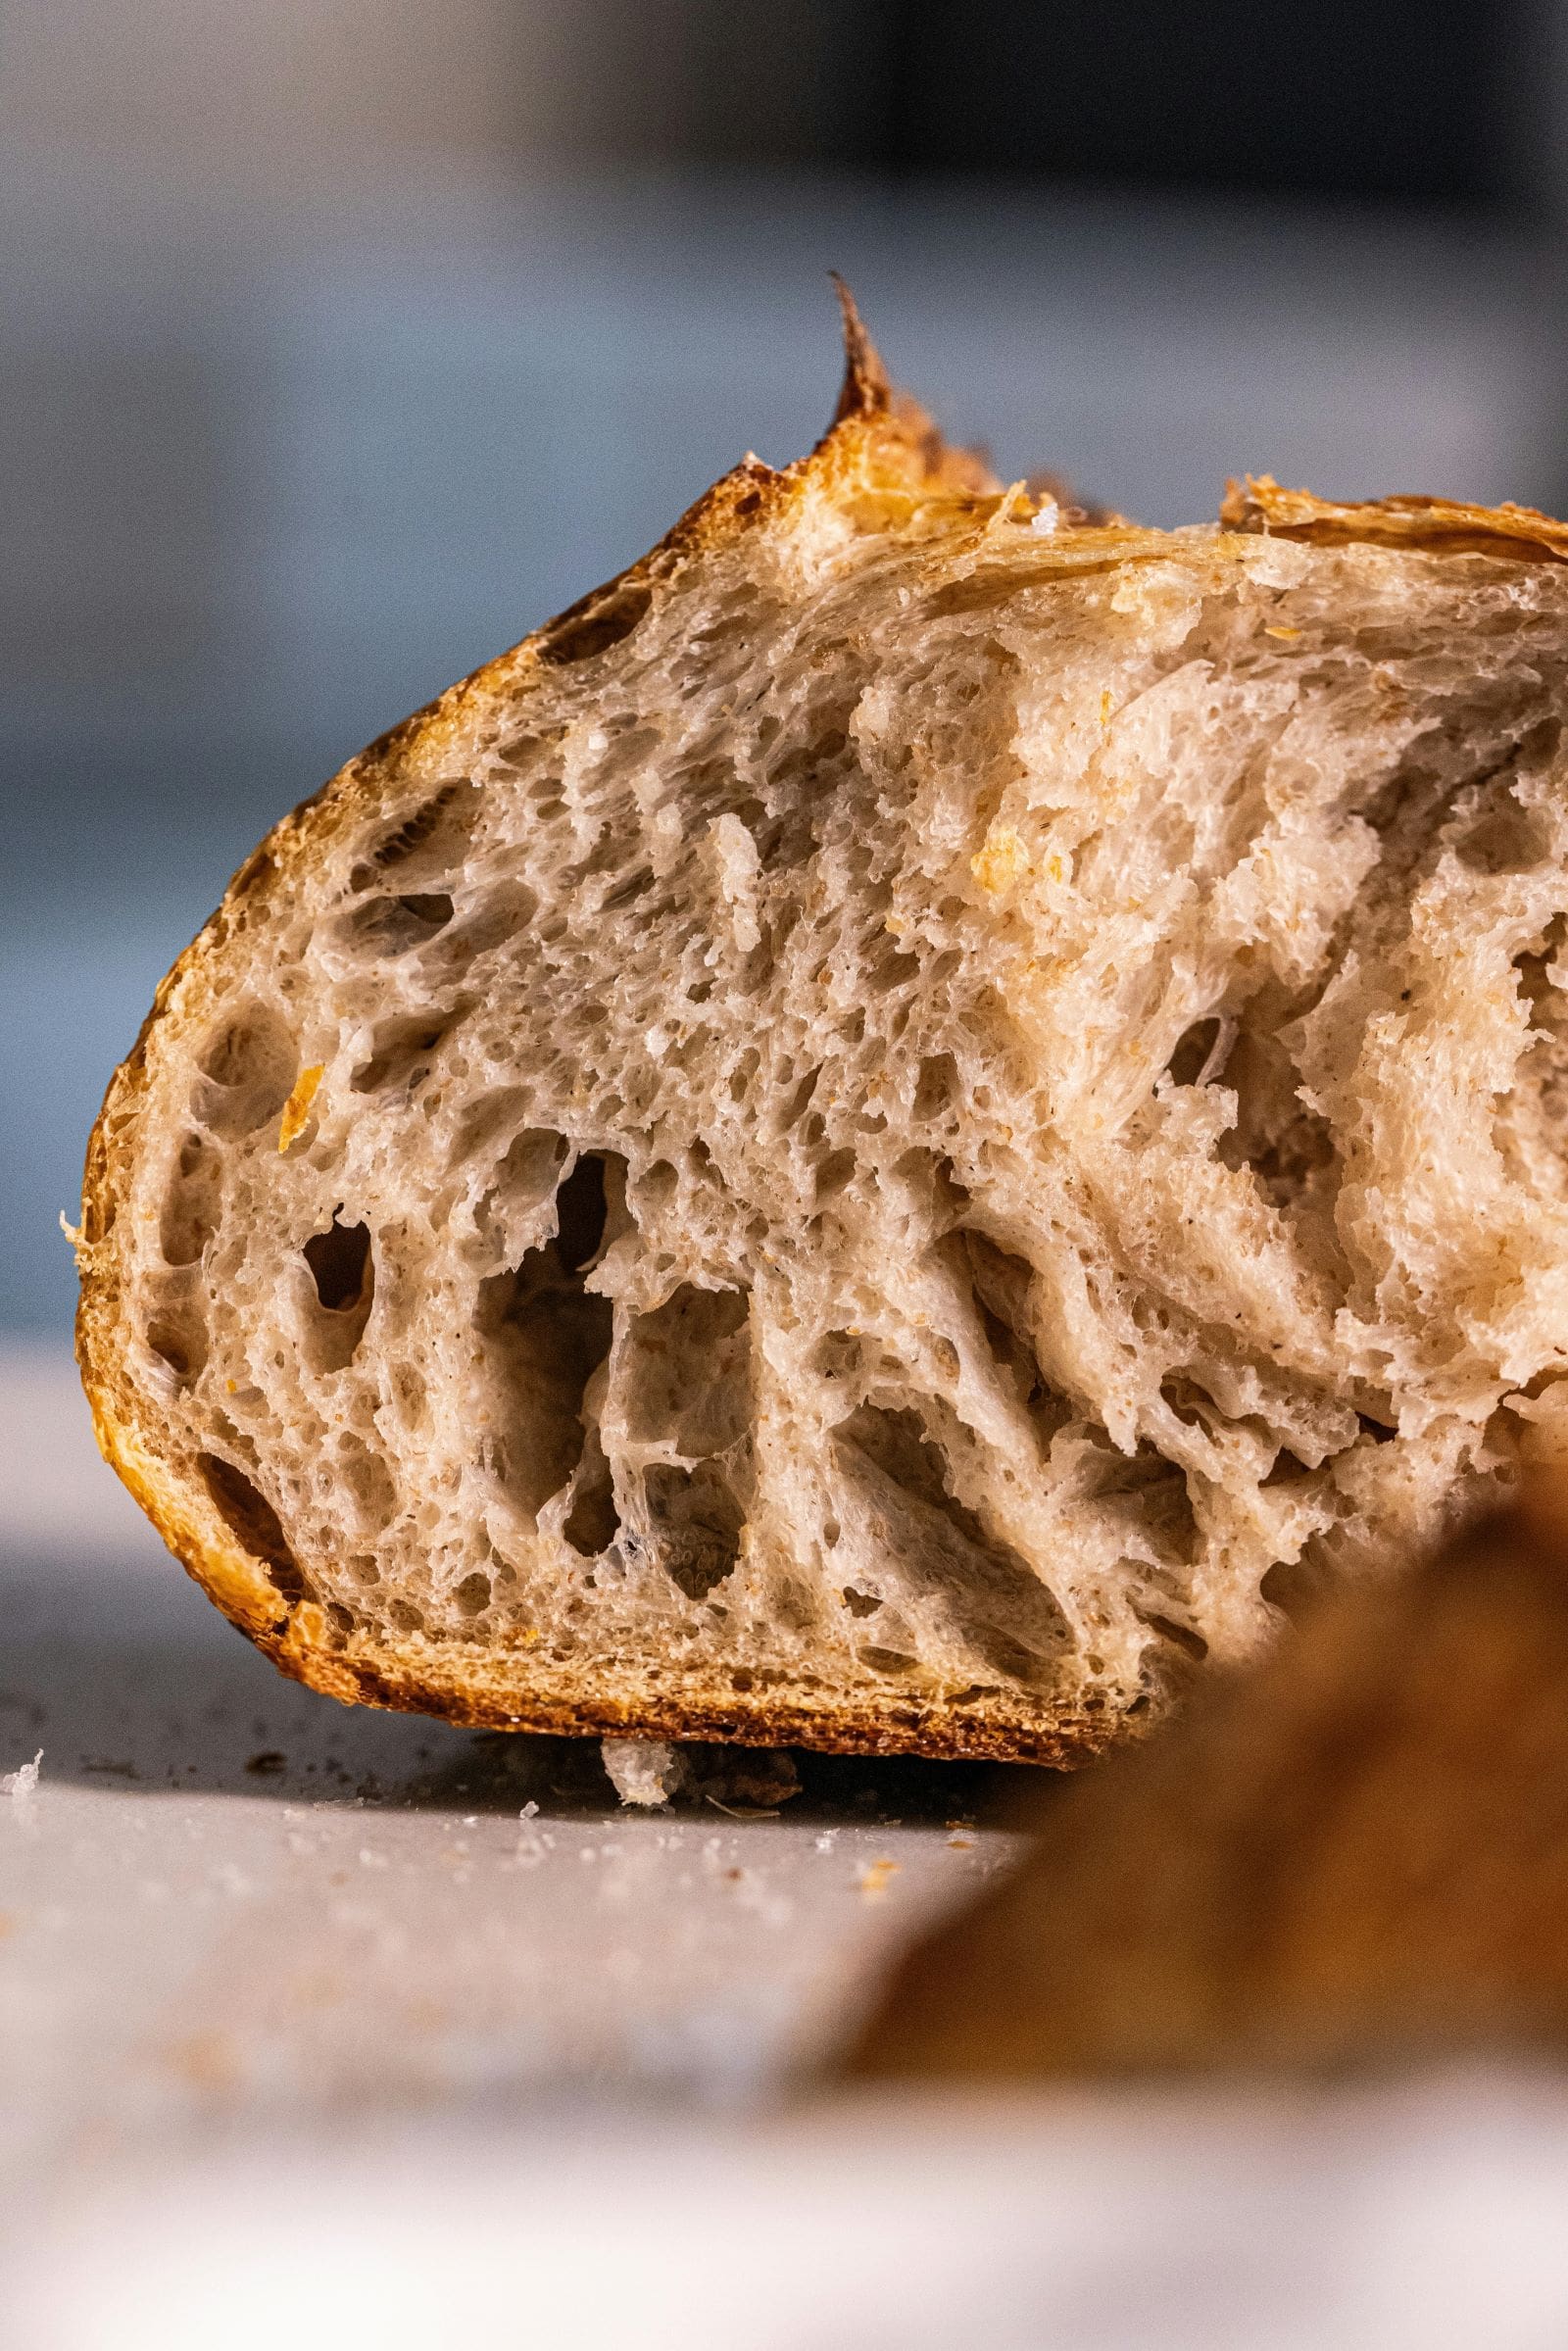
[114,490,1568,1733]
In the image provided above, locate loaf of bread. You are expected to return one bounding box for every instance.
[846,1482,1568,2076]
[74,296,1568,1761]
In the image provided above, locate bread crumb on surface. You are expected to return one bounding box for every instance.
[2,1750,42,1801]
[602,1738,685,1807]
[858,1858,901,1898]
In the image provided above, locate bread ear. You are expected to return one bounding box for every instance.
[1222,471,1568,562]
[828,272,892,423]
[821,274,1002,501]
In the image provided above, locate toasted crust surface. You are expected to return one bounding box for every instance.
[76,304,1568,1758]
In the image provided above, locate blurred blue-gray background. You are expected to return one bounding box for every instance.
[8,0,1568,1335]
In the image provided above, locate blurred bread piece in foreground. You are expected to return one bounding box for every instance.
[848,1481,1568,2078]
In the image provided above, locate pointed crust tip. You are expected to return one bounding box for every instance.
[830,273,891,424]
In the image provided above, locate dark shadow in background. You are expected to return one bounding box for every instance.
[537,0,1536,216]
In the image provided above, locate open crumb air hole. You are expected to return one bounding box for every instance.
[476,1151,621,1526]
[645,1461,745,1600]
[302,1214,374,1372]
[554,1152,611,1271]
[835,1404,1070,1687]
[344,893,456,955]
[1133,1607,1209,1664]
[1167,1016,1231,1090]
[539,582,653,666]
[197,1452,308,1602]
[304,1214,372,1312]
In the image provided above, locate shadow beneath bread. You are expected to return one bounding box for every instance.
[2,1560,1055,1827]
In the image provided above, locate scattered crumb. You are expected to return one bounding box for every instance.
[3,1751,42,1801]
[947,1833,977,1850]
[513,1818,554,1868]
[602,1738,685,1808]
[245,1750,286,1776]
[1030,496,1060,535]
[815,1831,837,1853]
[519,1799,540,1820]
[858,1858,901,1898]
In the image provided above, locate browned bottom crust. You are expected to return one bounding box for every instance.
[264,1629,1113,1765]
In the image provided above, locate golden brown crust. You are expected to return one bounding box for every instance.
[262,1625,1114,1764]
[1221,471,1568,563]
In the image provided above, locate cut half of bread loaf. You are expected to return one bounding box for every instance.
[75,297,1568,1763]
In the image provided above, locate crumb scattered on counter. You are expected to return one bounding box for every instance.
[3,1750,42,1801]
[602,1738,685,1807]
[858,1859,901,1898]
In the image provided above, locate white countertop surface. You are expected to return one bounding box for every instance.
[7,1339,1568,2348]
[0,1345,1020,2166]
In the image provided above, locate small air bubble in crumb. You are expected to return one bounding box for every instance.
[3,1751,41,1801]
[858,1858,900,1898]
[602,1738,686,1807]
